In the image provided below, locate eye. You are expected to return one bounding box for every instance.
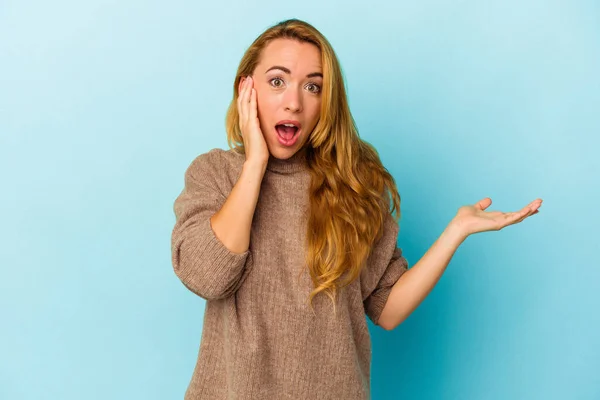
[269,77,285,88]
[306,83,321,94]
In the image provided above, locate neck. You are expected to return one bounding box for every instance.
[266,147,309,174]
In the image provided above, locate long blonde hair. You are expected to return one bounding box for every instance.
[225,19,401,315]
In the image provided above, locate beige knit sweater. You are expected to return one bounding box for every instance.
[171,147,409,399]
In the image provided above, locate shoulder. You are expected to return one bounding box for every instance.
[217,147,246,173]
[188,147,243,174]
[188,147,223,170]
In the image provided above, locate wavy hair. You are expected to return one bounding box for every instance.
[224,19,401,315]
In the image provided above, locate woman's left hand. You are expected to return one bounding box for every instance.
[451,197,543,238]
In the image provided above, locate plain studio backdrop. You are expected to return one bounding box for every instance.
[1,1,598,399]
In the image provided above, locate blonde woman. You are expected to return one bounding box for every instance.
[171,18,542,399]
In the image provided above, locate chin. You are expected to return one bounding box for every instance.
[268,146,297,160]
[268,138,302,158]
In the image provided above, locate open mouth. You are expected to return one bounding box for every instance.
[275,124,299,140]
[275,122,301,146]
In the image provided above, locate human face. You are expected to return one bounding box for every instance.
[252,38,322,160]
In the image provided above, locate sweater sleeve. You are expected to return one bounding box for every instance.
[171,149,253,300]
[361,211,409,327]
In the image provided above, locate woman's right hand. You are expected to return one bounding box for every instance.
[238,76,270,167]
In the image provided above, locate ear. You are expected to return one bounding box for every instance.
[238,76,246,93]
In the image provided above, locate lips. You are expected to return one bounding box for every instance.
[275,120,301,129]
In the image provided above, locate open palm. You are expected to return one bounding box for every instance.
[452,197,543,236]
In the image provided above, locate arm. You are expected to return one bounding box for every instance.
[210,159,267,254]
[378,197,542,330]
[377,224,466,331]
[171,151,267,300]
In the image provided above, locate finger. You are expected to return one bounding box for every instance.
[238,95,245,130]
[513,207,537,224]
[250,87,257,119]
[243,77,253,106]
[504,208,530,224]
[475,197,492,211]
[245,77,252,103]
[237,79,246,116]
[527,198,543,209]
[238,77,245,94]
[238,78,249,120]
[242,78,253,122]
[501,201,541,225]
[508,207,529,219]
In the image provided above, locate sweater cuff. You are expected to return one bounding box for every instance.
[368,286,393,326]
[183,216,250,281]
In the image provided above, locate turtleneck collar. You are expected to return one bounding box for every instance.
[266,147,309,174]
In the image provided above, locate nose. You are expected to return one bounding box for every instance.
[283,85,302,113]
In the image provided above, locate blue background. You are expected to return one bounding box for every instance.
[1,0,598,399]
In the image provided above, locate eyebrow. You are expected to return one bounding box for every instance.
[265,65,323,78]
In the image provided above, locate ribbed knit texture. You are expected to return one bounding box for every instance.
[171,147,409,399]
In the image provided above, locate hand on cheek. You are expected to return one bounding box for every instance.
[237,76,269,164]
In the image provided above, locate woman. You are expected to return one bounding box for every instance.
[171,18,542,399]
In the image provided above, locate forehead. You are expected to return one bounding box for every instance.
[258,38,322,73]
